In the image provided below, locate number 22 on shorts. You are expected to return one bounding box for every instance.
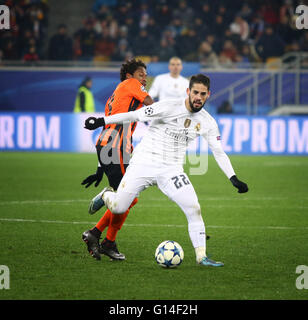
[171,174,191,190]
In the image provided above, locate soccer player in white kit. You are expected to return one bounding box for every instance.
[149,57,189,101]
[84,74,248,267]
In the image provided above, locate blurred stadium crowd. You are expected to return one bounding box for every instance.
[0,0,307,66]
[0,0,48,62]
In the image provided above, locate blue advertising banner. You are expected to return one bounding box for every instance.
[216,116,308,155]
[0,113,307,155]
[0,112,77,152]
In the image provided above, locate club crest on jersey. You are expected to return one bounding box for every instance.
[195,123,201,131]
[184,119,191,128]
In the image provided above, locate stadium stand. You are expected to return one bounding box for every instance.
[0,0,49,62]
[1,0,307,67]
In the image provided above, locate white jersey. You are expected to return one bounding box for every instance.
[131,99,217,166]
[104,99,236,179]
[149,73,189,100]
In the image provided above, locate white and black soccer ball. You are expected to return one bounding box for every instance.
[155,240,184,268]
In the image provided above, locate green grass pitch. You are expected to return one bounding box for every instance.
[0,152,308,300]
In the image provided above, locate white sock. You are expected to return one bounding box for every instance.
[195,247,206,263]
[188,222,206,262]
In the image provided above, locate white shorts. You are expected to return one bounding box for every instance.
[108,162,200,214]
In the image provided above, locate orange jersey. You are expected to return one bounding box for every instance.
[105,78,148,117]
[96,78,149,173]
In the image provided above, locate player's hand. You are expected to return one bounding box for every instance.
[84,117,105,130]
[81,167,104,188]
[230,175,248,193]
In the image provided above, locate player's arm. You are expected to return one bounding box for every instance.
[206,133,248,193]
[143,95,154,105]
[84,111,139,129]
[84,103,166,130]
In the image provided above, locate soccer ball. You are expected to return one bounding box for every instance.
[155,240,184,268]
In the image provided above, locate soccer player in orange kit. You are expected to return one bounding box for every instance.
[81,59,154,260]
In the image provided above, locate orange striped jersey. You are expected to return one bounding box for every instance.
[96,78,149,173]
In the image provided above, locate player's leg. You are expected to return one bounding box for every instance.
[82,184,115,260]
[90,164,151,260]
[102,164,150,215]
[106,197,138,241]
[82,148,110,260]
[91,164,128,233]
[83,144,130,260]
[157,171,223,267]
[99,195,138,260]
[88,152,140,260]
[105,163,137,241]
[157,172,207,260]
[87,164,128,260]
[98,166,147,259]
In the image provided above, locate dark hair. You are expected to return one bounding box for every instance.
[120,58,147,82]
[189,74,210,90]
[79,76,91,88]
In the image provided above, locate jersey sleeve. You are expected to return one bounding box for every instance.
[202,118,235,179]
[103,101,168,125]
[134,101,168,122]
[128,78,149,103]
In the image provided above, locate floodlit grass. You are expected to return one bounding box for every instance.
[0,152,308,300]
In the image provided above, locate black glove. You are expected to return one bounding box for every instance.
[84,117,105,130]
[230,175,248,193]
[81,166,104,188]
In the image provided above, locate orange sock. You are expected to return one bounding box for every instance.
[106,198,138,241]
[106,210,129,241]
[95,209,112,232]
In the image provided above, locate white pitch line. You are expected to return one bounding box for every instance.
[0,199,89,205]
[0,197,307,206]
[0,217,308,230]
[1,200,308,211]
[0,217,186,228]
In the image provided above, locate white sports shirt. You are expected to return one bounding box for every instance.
[104,98,236,179]
[149,73,189,100]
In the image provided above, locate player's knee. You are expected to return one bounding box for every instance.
[109,202,129,214]
[194,202,201,214]
[185,201,203,223]
[105,193,128,214]
[189,201,201,216]
[194,203,203,220]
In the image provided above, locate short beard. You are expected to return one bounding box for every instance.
[189,98,205,113]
